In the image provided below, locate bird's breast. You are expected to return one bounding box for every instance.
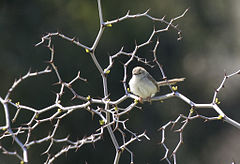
[129,76,158,99]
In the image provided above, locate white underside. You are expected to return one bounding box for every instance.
[129,75,158,99]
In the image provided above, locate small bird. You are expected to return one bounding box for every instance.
[129,66,185,100]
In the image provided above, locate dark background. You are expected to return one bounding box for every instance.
[0,0,240,163]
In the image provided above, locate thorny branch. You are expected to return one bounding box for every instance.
[0,0,239,164]
[156,67,240,163]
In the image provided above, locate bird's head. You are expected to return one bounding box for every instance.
[132,66,147,78]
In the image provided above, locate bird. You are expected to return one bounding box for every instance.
[129,66,185,101]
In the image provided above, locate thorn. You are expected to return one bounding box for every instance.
[27,68,32,74]
[91,141,96,149]
[157,127,163,131]
[183,8,190,15]
[145,8,151,14]
[71,37,76,42]
[67,84,72,88]
[174,129,182,133]
[52,81,62,86]
[162,77,167,81]
[71,95,77,100]
[77,71,81,77]
[134,40,138,46]
[177,36,183,41]
[45,66,50,71]
[224,71,227,77]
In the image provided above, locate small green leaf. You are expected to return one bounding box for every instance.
[86,95,91,101]
[172,86,178,91]
[215,98,221,104]
[218,115,223,120]
[134,99,138,104]
[190,108,194,114]
[85,48,90,53]
[99,119,105,125]
[106,23,112,27]
[104,69,110,74]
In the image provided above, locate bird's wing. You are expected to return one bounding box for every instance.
[146,73,159,91]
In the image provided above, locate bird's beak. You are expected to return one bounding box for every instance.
[133,71,140,75]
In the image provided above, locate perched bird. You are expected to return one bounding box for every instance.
[129,66,185,100]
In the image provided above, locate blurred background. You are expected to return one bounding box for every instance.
[0,0,240,163]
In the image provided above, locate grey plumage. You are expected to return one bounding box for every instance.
[129,66,185,99]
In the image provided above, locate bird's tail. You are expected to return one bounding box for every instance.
[157,78,185,87]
